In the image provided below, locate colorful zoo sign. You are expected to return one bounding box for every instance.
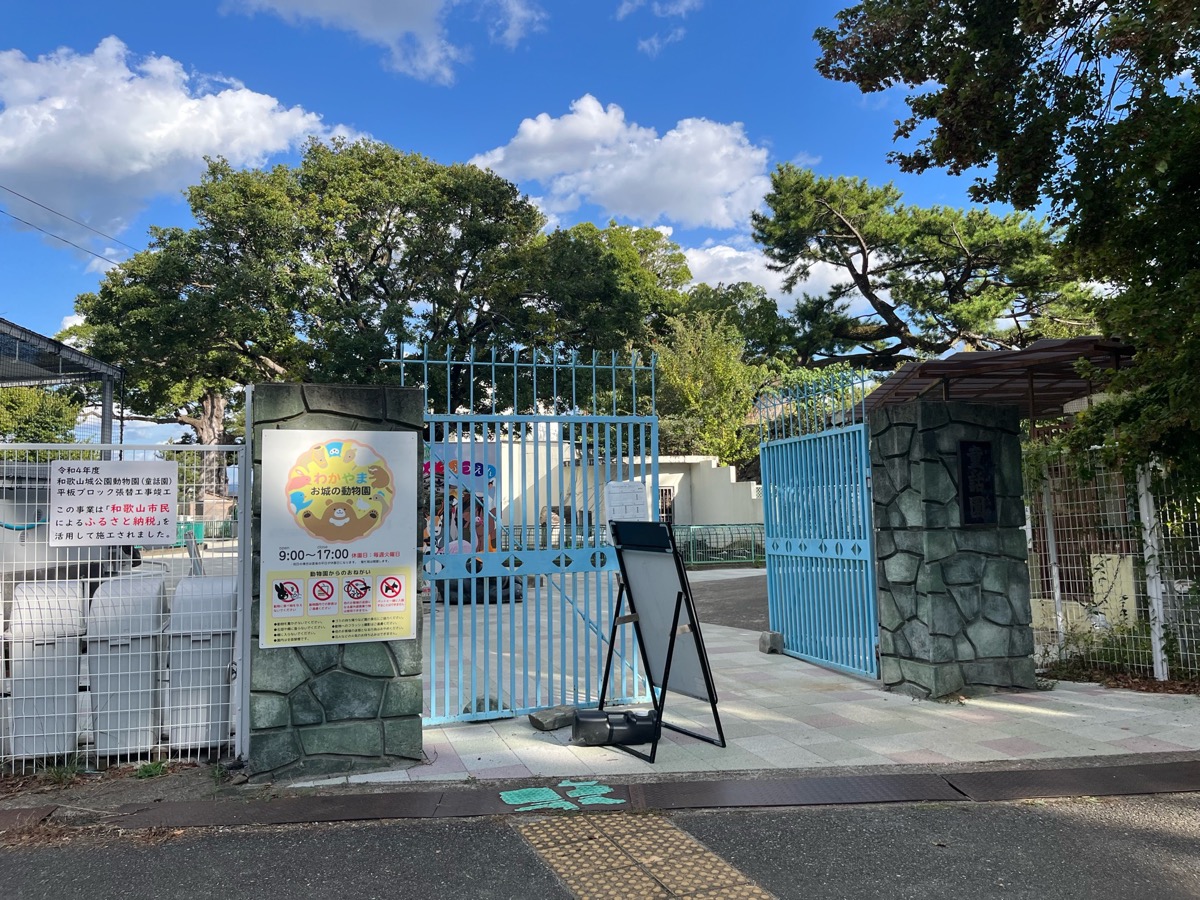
[259,430,418,648]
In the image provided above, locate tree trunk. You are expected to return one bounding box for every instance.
[191,390,228,519]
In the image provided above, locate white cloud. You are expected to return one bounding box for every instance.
[118,419,190,445]
[685,243,784,294]
[638,28,686,57]
[617,0,700,18]
[652,0,702,16]
[228,0,543,83]
[472,95,770,229]
[486,0,546,48]
[0,37,331,256]
[684,242,852,315]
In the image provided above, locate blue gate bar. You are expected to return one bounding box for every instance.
[758,370,880,679]
[388,346,658,725]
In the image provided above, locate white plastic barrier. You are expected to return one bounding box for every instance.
[8,581,85,759]
[166,575,238,750]
[86,574,166,757]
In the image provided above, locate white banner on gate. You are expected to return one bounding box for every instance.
[49,459,178,547]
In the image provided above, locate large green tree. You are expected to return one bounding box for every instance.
[679,282,795,365]
[521,222,689,354]
[751,166,1093,369]
[0,387,83,443]
[653,312,765,468]
[69,159,304,445]
[69,139,690,437]
[815,1,1200,463]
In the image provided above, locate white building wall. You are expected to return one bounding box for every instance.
[658,456,763,525]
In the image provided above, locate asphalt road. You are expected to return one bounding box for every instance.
[677,793,1200,900]
[3,794,1198,900]
[688,572,769,632]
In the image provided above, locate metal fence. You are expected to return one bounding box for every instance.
[1029,454,1200,681]
[498,522,766,568]
[0,444,247,773]
[673,524,765,567]
[757,369,880,679]
[389,347,659,724]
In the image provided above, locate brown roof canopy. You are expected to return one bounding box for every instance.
[863,337,1133,420]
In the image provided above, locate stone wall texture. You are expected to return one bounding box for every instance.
[869,401,1036,698]
[247,383,425,779]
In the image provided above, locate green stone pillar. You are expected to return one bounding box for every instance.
[869,401,1036,698]
[246,384,425,779]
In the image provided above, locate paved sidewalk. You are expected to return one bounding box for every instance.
[293,569,1200,789]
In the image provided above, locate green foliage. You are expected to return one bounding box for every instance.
[679,282,794,364]
[0,386,83,442]
[815,0,1200,212]
[525,221,688,352]
[1041,621,1193,681]
[38,754,84,786]
[751,166,1094,370]
[67,140,694,431]
[135,760,169,779]
[653,312,764,468]
[815,0,1200,467]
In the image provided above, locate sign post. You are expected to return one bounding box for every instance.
[259,430,418,648]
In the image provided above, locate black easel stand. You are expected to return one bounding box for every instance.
[593,523,726,763]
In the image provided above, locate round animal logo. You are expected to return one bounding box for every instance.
[285,439,395,543]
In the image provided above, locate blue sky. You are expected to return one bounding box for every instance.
[1,1,981,345]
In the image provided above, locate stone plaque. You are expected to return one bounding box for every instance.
[958,440,997,525]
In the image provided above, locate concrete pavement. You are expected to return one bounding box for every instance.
[2,568,1199,900]
[294,570,1200,789]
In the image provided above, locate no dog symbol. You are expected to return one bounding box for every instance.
[274,580,301,603]
[380,576,403,600]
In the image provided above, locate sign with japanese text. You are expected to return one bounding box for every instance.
[49,460,178,546]
[260,429,418,648]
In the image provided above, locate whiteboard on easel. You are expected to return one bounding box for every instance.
[610,520,714,703]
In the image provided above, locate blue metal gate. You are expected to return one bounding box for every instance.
[757,371,879,678]
[391,348,657,723]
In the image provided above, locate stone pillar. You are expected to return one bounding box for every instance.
[869,401,1036,698]
[247,384,425,779]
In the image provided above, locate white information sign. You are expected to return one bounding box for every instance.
[49,460,178,547]
[259,429,418,648]
[604,479,650,524]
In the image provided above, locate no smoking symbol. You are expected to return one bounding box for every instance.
[380,577,403,599]
[312,579,335,602]
[345,579,370,600]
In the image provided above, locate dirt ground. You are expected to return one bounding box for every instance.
[0,760,260,823]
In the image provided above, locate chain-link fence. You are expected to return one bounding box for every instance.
[1028,453,1200,681]
[0,444,246,773]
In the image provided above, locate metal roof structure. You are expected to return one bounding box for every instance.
[0,317,122,387]
[863,337,1134,419]
[0,318,123,442]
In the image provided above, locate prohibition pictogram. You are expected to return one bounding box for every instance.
[274,580,301,603]
[312,579,335,602]
[344,578,370,600]
[380,576,403,599]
